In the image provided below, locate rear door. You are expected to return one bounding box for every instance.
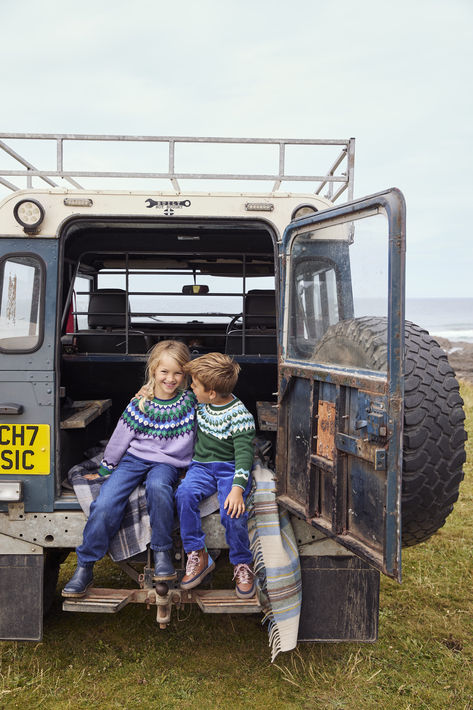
[0,239,57,512]
[276,189,405,580]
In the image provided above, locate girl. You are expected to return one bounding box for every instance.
[62,340,196,597]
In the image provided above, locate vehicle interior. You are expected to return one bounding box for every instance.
[58,218,279,490]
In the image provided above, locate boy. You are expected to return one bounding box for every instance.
[176,352,256,598]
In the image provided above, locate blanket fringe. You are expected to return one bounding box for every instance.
[268,622,282,662]
[247,463,301,662]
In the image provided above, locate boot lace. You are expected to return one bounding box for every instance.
[233,563,254,585]
[185,550,201,576]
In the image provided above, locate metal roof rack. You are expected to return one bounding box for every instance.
[0,133,355,201]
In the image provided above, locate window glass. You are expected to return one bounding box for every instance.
[96,269,275,324]
[287,212,388,370]
[290,260,339,356]
[72,276,91,330]
[0,255,43,352]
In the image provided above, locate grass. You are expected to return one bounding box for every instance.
[1,382,473,710]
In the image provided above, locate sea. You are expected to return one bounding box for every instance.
[356,298,473,344]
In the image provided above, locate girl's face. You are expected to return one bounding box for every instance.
[152,353,186,400]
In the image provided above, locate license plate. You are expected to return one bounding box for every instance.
[0,424,50,475]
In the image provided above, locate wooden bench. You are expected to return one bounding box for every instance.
[60,399,112,429]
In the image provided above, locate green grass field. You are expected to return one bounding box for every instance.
[1,383,472,710]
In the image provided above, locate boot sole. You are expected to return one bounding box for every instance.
[236,585,256,600]
[180,560,216,590]
[152,572,177,582]
[61,581,93,598]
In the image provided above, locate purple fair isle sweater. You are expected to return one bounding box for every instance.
[98,390,197,477]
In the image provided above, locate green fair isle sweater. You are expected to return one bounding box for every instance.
[194,397,255,489]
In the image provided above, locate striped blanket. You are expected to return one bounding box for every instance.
[248,462,302,661]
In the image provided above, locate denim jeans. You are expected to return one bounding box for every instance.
[176,460,252,566]
[76,453,178,566]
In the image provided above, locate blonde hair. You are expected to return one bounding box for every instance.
[184,352,240,396]
[138,340,191,412]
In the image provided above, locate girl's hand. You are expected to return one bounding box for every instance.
[83,473,101,480]
[224,486,245,518]
[135,386,148,398]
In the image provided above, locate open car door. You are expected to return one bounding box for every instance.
[276,189,405,580]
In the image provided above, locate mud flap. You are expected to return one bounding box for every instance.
[298,556,379,642]
[0,554,43,640]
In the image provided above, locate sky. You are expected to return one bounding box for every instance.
[0,0,472,298]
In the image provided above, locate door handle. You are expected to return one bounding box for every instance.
[0,403,24,415]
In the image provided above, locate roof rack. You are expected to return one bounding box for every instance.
[0,133,355,201]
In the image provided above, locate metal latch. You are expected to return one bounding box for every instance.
[357,393,388,440]
[367,409,387,438]
[336,434,387,471]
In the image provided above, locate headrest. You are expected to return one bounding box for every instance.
[88,289,129,329]
[245,289,276,328]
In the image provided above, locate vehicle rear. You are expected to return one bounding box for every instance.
[0,134,465,645]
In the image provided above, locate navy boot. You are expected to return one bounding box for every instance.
[62,564,94,598]
[153,550,177,581]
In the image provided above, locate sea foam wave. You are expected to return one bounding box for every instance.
[429,328,473,343]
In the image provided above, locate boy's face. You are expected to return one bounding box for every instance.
[190,376,214,404]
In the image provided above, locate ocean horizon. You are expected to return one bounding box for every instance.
[356,297,473,344]
[2,294,471,345]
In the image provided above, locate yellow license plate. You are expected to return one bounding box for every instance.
[0,424,50,475]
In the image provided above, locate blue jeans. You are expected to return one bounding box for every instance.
[76,453,178,566]
[176,460,252,566]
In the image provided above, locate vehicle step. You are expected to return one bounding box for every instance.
[62,587,135,614]
[193,588,261,614]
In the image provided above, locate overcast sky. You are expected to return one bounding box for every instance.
[1,0,472,298]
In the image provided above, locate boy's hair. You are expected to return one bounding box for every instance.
[184,352,240,396]
[139,340,191,412]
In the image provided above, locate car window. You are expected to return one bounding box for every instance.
[0,254,44,352]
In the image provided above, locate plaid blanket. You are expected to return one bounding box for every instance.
[248,462,302,661]
[68,444,218,562]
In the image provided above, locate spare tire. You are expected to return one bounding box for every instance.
[312,316,467,547]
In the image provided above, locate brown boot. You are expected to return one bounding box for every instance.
[233,563,256,599]
[180,548,215,590]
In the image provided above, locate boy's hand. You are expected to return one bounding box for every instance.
[224,486,245,518]
[83,473,101,480]
[135,386,148,398]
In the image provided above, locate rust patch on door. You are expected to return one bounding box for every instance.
[316,400,336,461]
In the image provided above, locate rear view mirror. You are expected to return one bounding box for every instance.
[182,285,209,295]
